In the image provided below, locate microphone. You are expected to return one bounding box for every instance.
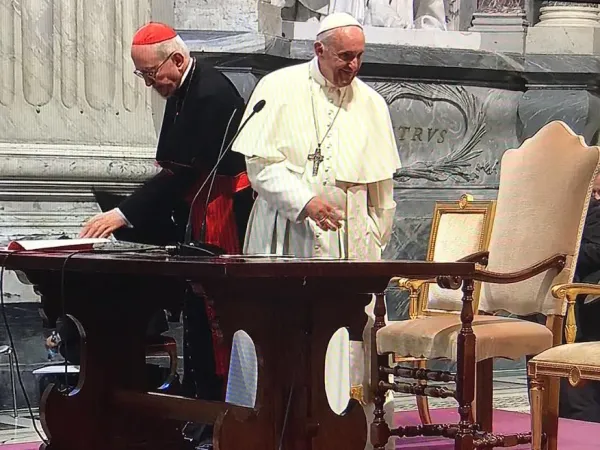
[198,99,266,242]
[177,99,266,257]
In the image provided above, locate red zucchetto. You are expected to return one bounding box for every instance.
[132,22,177,45]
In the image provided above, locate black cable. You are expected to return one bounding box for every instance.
[198,107,238,243]
[1,251,49,445]
[0,244,163,444]
[278,328,310,450]
[57,246,164,389]
[278,370,295,450]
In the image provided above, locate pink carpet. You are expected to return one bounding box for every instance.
[4,410,600,449]
[395,408,600,449]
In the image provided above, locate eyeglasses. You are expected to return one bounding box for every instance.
[133,51,175,81]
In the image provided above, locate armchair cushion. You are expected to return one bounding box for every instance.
[531,342,600,367]
[377,315,552,362]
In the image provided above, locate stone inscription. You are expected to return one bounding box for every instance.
[371,81,496,185]
[396,126,448,143]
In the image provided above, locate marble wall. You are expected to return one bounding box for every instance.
[0,0,167,411]
[0,0,166,297]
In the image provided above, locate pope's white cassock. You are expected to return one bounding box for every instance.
[233,50,400,449]
[233,58,400,260]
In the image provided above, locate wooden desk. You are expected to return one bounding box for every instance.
[0,250,476,450]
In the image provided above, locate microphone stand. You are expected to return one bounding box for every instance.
[176,100,266,257]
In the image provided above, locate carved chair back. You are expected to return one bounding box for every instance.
[479,121,600,318]
[419,195,496,316]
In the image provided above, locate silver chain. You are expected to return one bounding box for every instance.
[308,64,346,154]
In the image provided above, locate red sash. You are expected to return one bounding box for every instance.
[184,170,250,377]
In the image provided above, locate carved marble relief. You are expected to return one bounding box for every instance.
[366,80,521,322]
[0,0,156,146]
[276,0,447,29]
[477,0,525,13]
[371,82,499,186]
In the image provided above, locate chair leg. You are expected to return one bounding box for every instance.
[415,359,432,425]
[8,350,17,418]
[542,376,560,450]
[529,375,544,450]
[475,358,493,432]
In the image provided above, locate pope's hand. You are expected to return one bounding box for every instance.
[79,209,126,239]
[304,197,343,231]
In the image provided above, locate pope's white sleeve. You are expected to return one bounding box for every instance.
[366,178,396,250]
[246,156,315,222]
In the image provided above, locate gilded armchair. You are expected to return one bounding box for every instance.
[528,283,600,449]
[394,194,496,425]
[369,121,600,450]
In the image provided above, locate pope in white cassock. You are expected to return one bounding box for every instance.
[232,12,400,449]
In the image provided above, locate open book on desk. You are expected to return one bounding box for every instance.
[6,238,110,251]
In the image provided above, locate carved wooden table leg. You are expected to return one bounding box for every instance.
[310,291,369,450]
[209,281,369,450]
[38,274,189,450]
[454,279,476,450]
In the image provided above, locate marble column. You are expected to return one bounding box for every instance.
[469,0,530,52]
[527,1,600,54]
[0,0,168,300]
[535,1,600,27]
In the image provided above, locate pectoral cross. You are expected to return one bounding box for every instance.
[308,145,324,176]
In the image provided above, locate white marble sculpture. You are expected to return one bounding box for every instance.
[272,0,447,30]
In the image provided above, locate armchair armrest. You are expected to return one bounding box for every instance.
[471,254,566,284]
[393,252,491,318]
[552,283,600,344]
[457,251,489,266]
[394,277,435,319]
[437,253,566,291]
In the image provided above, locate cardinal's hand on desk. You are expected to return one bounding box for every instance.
[304,197,343,232]
[79,210,126,239]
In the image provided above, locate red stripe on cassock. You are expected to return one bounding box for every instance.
[185,172,250,253]
[184,171,251,377]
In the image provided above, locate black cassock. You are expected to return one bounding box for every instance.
[63,60,253,410]
[117,58,252,248]
[121,59,254,402]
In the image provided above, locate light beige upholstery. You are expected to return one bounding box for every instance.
[531,342,600,366]
[479,122,599,316]
[427,212,487,312]
[378,315,552,362]
[377,121,600,365]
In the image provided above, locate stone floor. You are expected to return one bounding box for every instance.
[0,368,530,445]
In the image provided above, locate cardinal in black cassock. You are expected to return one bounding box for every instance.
[77,23,254,444]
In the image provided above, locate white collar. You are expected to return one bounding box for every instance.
[310,57,333,88]
[309,57,352,95]
[179,59,193,88]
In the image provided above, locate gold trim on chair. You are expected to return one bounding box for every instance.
[350,384,367,406]
[528,279,600,448]
[391,194,496,426]
[421,195,496,316]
